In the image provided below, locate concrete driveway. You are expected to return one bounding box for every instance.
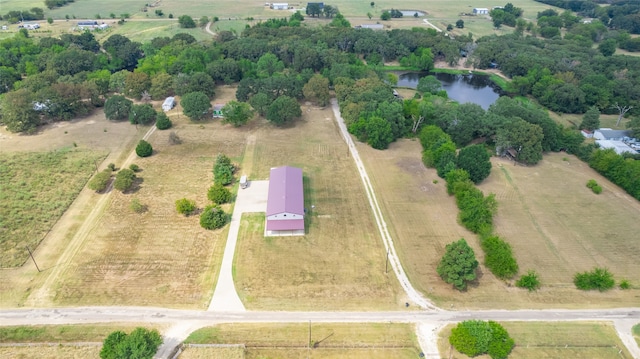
[208,180,269,312]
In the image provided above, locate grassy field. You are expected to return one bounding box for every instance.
[0,323,164,342]
[0,345,101,358]
[233,103,402,311]
[360,138,640,309]
[0,149,106,267]
[184,323,421,359]
[549,112,631,130]
[634,324,640,348]
[39,87,239,308]
[1,0,560,40]
[438,321,633,358]
[180,346,245,359]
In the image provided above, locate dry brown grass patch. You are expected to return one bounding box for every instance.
[0,345,102,358]
[50,104,250,308]
[361,139,640,309]
[438,321,633,359]
[185,323,420,359]
[233,104,403,310]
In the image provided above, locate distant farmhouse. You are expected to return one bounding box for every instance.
[473,8,489,15]
[266,166,305,236]
[77,20,109,31]
[593,128,639,154]
[270,3,289,10]
[23,23,40,30]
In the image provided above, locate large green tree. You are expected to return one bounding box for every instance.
[181,91,211,120]
[580,106,600,131]
[178,15,196,28]
[303,74,330,106]
[129,104,157,125]
[104,95,133,121]
[266,96,302,125]
[496,119,544,165]
[457,144,492,184]
[437,238,478,291]
[221,100,254,127]
[100,327,162,359]
[1,88,40,133]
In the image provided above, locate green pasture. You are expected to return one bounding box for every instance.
[94,20,215,43]
[0,324,161,342]
[0,148,105,267]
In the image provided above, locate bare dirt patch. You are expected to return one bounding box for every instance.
[234,104,403,311]
[361,139,640,309]
[438,321,633,359]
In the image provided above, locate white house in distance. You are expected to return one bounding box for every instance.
[265,166,305,236]
[270,3,289,10]
[594,128,638,154]
[473,8,489,15]
[77,20,109,31]
[162,97,175,112]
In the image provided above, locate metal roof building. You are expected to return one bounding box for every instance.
[266,166,305,236]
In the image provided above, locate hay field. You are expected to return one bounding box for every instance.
[47,87,243,308]
[438,321,633,359]
[0,345,101,358]
[184,323,420,359]
[0,149,106,267]
[360,139,640,309]
[0,323,165,342]
[233,104,402,310]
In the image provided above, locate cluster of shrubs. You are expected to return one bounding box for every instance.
[586,179,602,194]
[450,320,514,359]
[88,163,142,193]
[175,154,234,230]
[574,267,617,291]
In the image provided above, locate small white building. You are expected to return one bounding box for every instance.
[270,3,289,10]
[595,140,636,155]
[594,128,631,141]
[162,97,175,112]
[24,23,40,30]
[473,8,489,15]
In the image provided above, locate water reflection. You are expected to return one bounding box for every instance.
[396,72,502,110]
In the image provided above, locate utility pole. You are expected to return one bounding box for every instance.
[26,246,41,272]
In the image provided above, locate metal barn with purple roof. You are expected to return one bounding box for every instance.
[266,166,305,236]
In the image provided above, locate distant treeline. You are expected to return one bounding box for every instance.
[1,8,45,23]
[534,0,640,34]
[45,0,75,10]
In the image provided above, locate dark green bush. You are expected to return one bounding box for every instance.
[100,327,162,359]
[213,153,235,185]
[175,198,196,216]
[619,279,630,289]
[481,235,519,279]
[453,180,497,234]
[136,140,153,157]
[574,267,615,291]
[207,183,232,204]
[107,163,117,171]
[155,112,172,130]
[450,320,514,359]
[114,168,136,192]
[516,270,541,291]
[130,198,147,213]
[129,164,140,172]
[199,205,230,230]
[88,169,112,192]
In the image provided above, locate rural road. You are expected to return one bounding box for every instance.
[0,307,638,358]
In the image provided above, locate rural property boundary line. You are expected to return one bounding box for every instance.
[330,99,439,311]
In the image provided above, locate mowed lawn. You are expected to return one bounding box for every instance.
[50,88,245,308]
[234,104,403,311]
[184,323,421,359]
[360,139,640,309]
[438,322,633,359]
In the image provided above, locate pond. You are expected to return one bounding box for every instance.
[396,72,502,110]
